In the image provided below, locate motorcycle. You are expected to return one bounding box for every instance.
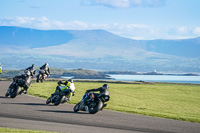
[36,70,46,83]
[46,85,74,106]
[73,92,110,114]
[5,70,33,98]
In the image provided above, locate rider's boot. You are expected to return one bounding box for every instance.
[85,106,89,112]
[23,89,27,94]
[23,86,28,94]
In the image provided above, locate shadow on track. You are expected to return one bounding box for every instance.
[2,102,47,106]
[38,110,89,114]
[0,96,7,99]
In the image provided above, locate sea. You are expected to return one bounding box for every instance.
[61,74,200,84]
[108,74,200,84]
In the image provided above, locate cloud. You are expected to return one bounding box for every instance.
[0,17,89,30]
[193,27,200,35]
[82,0,166,8]
[0,16,199,40]
[176,26,189,34]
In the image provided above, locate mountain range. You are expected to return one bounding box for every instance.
[0,26,200,73]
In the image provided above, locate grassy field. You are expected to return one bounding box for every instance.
[0,127,58,133]
[28,81,200,123]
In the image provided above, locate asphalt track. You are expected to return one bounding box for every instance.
[0,81,200,133]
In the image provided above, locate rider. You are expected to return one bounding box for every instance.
[86,84,109,97]
[52,79,76,101]
[23,65,36,93]
[0,63,2,74]
[84,84,110,111]
[10,66,35,94]
[40,63,50,78]
[5,65,36,95]
[25,64,36,77]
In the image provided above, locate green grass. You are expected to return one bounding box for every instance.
[0,127,58,133]
[28,81,200,123]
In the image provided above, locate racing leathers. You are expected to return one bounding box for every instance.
[53,80,76,101]
[40,64,50,77]
[86,87,109,97]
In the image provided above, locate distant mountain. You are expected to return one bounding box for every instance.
[0,26,73,48]
[143,38,200,57]
[0,26,200,73]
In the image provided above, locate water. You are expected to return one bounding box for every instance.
[108,74,200,84]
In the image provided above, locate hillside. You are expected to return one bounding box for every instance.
[143,38,200,57]
[0,26,73,48]
[0,26,200,72]
[0,68,110,79]
[1,26,200,58]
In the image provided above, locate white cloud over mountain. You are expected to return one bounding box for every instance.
[193,27,200,35]
[0,16,198,40]
[83,0,166,8]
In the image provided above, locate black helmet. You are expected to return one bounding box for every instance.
[32,64,35,67]
[68,79,73,83]
[102,84,109,90]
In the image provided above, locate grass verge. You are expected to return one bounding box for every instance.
[28,81,200,123]
[0,127,58,133]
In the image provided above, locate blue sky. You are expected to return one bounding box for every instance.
[1,0,200,40]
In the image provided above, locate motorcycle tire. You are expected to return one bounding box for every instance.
[40,76,44,83]
[10,86,21,98]
[89,101,103,114]
[74,103,80,112]
[60,96,67,103]
[54,95,63,106]
[46,97,51,104]
[41,79,44,83]
[36,75,40,83]
[5,92,9,97]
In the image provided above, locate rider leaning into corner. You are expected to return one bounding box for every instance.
[53,79,76,102]
[22,64,36,93]
[84,84,110,111]
[40,63,50,78]
[7,64,36,94]
[25,64,36,76]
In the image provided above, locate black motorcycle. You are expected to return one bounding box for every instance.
[5,70,33,98]
[46,85,74,106]
[73,92,110,114]
[36,70,46,83]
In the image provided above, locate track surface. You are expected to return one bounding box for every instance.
[0,81,200,133]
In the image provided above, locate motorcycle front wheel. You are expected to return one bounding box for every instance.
[74,103,81,112]
[46,97,51,104]
[5,92,9,97]
[89,101,103,114]
[54,95,63,106]
[10,86,21,98]
[36,74,40,83]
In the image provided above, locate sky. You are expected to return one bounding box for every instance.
[0,0,200,40]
